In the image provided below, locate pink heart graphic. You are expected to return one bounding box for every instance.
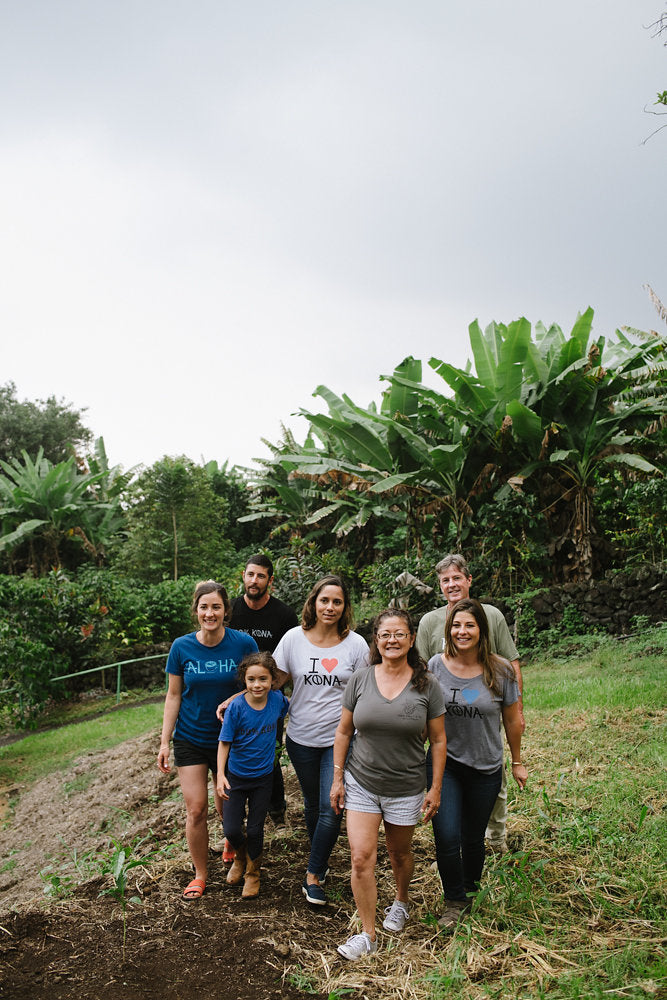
[321,658,338,673]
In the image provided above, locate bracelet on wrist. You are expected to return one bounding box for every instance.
[333,764,343,771]
[511,761,522,766]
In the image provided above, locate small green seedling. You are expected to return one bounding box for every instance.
[98,836,155,961]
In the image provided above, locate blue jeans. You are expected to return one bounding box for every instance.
[286,735,343,876]
[428,755,502,902]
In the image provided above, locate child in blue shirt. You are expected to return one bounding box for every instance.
[217,651,289,898]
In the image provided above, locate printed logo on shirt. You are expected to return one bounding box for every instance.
[397,701,422,721]
[237,627,274,639]
[236,722,277,738]
[304,657,342,687]
[184,658,237,675]
[445,687,482,718]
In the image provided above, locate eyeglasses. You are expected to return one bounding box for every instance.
[377,631,410,641]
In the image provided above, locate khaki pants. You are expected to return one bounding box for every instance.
[485,761,507,845]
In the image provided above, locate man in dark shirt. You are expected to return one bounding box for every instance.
[230,554,298,823]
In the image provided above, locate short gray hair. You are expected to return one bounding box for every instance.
[435,554,471,578]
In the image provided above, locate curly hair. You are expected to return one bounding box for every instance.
[369,609,429,693]
[237,651,279,687]
[191,580,230,622]
[301,575,352,638]
[444,598,513,695]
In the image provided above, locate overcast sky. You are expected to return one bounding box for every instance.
[1,1,665,474]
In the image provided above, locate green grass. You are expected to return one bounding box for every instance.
[299,625,667,1000]
[0,684,165,738]
[0,702,163,790]
[423,626,667,999]
[1,626,665,998]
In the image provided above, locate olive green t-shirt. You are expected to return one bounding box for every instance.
[416,603,519,662]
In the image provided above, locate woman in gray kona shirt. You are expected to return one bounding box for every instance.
[428,598,527,930]
[330,609,446,961]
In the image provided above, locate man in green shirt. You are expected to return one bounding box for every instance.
[416,554,524,853]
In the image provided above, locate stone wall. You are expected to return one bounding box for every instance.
[489,562,666,637]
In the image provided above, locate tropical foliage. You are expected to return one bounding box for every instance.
[0,440,130,575]
[114,456,235,582]
[1,305,665,726]
[244,310,666,585]
[0,568,200,723]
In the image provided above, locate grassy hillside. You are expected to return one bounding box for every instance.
[1,627,665,998]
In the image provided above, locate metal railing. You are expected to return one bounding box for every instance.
[50,653,168,704]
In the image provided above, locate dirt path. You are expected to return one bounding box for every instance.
[0,733,333,999]
[0,730,456,1000]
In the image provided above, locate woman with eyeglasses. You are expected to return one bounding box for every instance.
[330,609,446,961]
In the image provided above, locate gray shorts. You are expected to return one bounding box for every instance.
[343,770,424,826]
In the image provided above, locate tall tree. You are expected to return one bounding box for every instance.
[203,460,266,550]
[0,382,92,465]
[116,457,233,582]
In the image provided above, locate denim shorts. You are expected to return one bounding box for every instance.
[173,738,218,774]
[343,769,424,826]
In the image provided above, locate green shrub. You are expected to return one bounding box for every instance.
[0,622,67,724]
[465,491,549,596]
[143,577,198,642]
[358,554,436,621]
[507,590,543,650]
[596,474,667,568]
[272,537,355,612]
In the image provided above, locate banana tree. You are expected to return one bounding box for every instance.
[76,438,136,564]
[504,315,666,579]
[278,358,485,555]
[237,426,334,540]
[0,449,106,574]
[426,309,665,580]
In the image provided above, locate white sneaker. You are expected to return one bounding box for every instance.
[337,932,378,961]
[382,899,409,932]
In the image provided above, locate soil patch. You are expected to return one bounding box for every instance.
[0,733,335,1000]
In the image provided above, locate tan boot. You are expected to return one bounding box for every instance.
[242,853,262,898]
[226,844,246,885]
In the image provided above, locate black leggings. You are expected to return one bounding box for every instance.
[223,770,273,860]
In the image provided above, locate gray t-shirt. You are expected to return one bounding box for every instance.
[273,626,369,747]
[428,655,519,772]
[342,666,446,796]
[416,603,519,662]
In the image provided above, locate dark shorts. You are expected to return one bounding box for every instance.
[173,738,218,774]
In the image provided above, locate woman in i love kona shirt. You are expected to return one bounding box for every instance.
[427,598,527,931]
[273,575,369,906]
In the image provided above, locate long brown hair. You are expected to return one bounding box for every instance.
[369,609,429,693]
[301,575,352,638]
[444,598,512,695]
